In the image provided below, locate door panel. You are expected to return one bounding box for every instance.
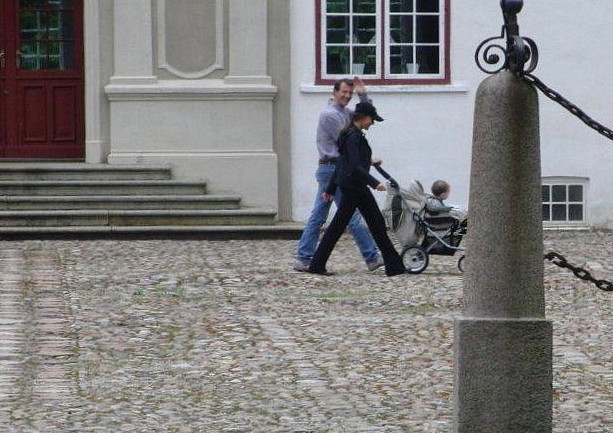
[16,79,82,157]
[21,84,46,142]
[52,84,77,141]
[0,1,8,150]
[1,0,83,159]
[0,80,5,149]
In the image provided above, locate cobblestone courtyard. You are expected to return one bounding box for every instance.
[0,231,611,432]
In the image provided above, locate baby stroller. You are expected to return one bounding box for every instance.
[375,165,467,274]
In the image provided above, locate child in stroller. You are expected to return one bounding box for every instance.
[422,180,467,260]
[376,167,467,274]
[427,180,467,222]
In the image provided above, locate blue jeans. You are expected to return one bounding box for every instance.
[296,163,379,263]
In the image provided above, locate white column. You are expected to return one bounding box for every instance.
[84,0,107,163]
[110,0,157,85]
[224,0,272,85]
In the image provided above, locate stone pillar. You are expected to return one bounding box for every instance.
[110,0,157,85]
[453,71,553,433]
[224,0,272,85]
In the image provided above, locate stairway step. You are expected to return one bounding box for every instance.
[0,180,207,196]
[0,164,172,180]
[0,209,277,227]
[0,195,241,210]
[0,163,281,235]
[0,223,304,240]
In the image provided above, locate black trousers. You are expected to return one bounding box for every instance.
[309,187,405,276]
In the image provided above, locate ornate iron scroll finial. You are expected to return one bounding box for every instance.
[475,0,539,75]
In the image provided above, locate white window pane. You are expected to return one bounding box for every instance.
[568,204,583,221]
[416,15,439,43]
[353,0,376,13]
[541,185,550,202]
[568,185,583,202]
[416,0,439,13]
[542,204,551,221]
[390,15,413,43]
[353,46,376,74]
[552,204,567,221]
[416,45,439,73]
[552,185,566,202]
[353,15,376,43]
[327,16,350,44]
[327,46,350,74]
[327,0,349,13]
[390,45,414,74]
[390,0,413,13]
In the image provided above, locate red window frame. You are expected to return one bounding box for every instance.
[315,0,451,85]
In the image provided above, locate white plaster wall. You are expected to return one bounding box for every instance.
[103,1,280,211]
[290,0,613,229]
[107,99,273,153]
[523,0,613,229]
[105,81,278,208]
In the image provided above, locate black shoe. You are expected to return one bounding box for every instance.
[307,268,336,276]
[386,268,407,277]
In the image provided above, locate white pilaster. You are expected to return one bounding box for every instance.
[84,0,107,163]
[110,0,157,85]
[224,0,272,85]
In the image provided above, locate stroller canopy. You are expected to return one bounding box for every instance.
[382,179,427,247]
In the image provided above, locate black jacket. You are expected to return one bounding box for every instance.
[326,124,380,195]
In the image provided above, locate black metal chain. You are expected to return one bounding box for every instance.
[475,3,613,293]
[523,73,613,143]
[476,1,613,143]
[544,252,613,292]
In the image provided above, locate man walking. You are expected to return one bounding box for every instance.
[293,77,383,272]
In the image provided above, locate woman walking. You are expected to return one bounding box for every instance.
[308,102,406,277]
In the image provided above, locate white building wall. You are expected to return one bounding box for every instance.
[290,0,613,229]
[525,1,613,228]
[101,0,279,211]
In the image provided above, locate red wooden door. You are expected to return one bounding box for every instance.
[0,0,83,159]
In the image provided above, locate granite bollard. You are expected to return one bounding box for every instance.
[453,71,553,432]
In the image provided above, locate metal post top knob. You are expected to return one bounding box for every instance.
[475,0,537,75]
[501,0,523,15]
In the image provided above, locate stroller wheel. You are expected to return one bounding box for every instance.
[401,246,429,274]
[458,255,466,273]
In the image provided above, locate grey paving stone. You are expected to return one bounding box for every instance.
[0,231,610,432]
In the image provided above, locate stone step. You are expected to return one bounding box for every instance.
[0,195,241,211]
[0,180,207,196]
[0,163,286,236]
[0,209,277,227]
[0,164,171,181]
[0,222,304,240]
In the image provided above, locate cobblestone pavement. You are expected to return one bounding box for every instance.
[0,231,611,433]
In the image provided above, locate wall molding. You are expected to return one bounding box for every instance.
[156,0,224,79]
[105,80,278,102]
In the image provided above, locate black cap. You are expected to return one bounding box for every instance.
[355,101,384,122]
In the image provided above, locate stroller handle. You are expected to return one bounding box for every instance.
[373,163,399,189]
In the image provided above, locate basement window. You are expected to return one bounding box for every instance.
[542,178,588,227]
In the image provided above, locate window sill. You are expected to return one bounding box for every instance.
[543,223,590,230]
[300,83,470,94]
